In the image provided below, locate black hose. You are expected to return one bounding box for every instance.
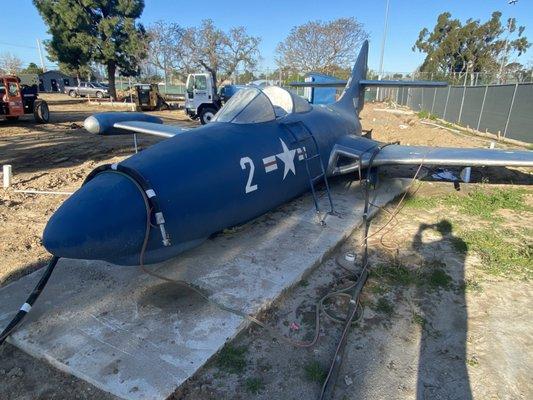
[0,256,60,346]
[320,144,385,400]
[84,163,170,246]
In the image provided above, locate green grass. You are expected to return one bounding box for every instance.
[372,258,420,286]
[304,361,327,384]
[245,377,264,394]
[372,259,453,290]
[460,278,483,294]
[404,188,531,220]
[216,344,247,374]
[442,188,531,220]
[417,110,437,120]
[403,193,439,209]
[375,297,394,316]
[427,267,453,289]
[412,312,427,328]
[369,282,388,295]
[461,228,532,279]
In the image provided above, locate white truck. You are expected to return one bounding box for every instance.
[184,73,221,124]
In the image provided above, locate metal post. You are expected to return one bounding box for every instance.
[476,85,489,131]
[430,87,437,114]
[133,134,138,154]
[503,83,519,137]
[442,86,451,120]
[36,39,46,72]
[376,0,390,101]
[458,83,468,124]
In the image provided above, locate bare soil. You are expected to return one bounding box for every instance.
[0,96,531,399]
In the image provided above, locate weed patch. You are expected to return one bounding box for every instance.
[304,360,327,384]
[461,228,532,279]
[375,297,394,316]
[216,344,247,374]
[460,278,483,294]
[412,312,427,328]
[245,377,264,394]
[442,188,531,219]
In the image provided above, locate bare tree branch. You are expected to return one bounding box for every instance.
[0,52,23,75]
[275,18,369,75]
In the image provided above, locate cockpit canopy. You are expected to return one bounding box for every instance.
[213,86,312,124]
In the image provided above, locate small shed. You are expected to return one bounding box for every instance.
[38,70,76,93]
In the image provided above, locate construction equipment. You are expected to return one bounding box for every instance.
[0,75,49,123]
[133,83,169,111]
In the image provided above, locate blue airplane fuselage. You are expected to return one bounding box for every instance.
[43,105,360,265]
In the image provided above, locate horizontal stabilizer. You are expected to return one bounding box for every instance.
[113,121,190,138]
[289,80,447,88]
[360,80,447,88]
[289,80,347,88]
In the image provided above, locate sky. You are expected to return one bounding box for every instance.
[1,0,532,73]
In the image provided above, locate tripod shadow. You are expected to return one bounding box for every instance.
[412,220,472,400]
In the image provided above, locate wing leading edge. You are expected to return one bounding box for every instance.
[327,136,533,176]
[84,112,190,138]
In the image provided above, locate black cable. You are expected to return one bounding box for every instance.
[0,256,60,346]
[320,144,385,400]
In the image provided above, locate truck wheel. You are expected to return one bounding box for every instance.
[69,90,77,98]
[33,100,50,123]
[96,91,104,99]
[199,106,217,124]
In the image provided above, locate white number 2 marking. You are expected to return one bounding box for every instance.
[240,157,258,193]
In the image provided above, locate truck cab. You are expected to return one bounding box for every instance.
[185,73,221,124]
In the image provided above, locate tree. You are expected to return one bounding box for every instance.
[413,11,530,81]
[146,21,185,84]
[181,19,260,89]
[275,18,369,75]
[34,0,148,98]
[21,62,44,75]
[0,52,23,75]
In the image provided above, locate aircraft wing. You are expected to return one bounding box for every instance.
[112,121,190,138]
[328,136,533,176]
[84,112,189,139]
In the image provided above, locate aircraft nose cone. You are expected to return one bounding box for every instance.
[43,172,148,263]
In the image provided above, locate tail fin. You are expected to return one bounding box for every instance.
[335,40,369,114]
[289,40,446,113]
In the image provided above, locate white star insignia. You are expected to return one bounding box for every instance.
[276,138,296,179]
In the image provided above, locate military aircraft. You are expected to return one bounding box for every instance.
[42,40,533,266]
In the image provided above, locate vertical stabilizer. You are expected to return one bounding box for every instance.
[334,40,368,114]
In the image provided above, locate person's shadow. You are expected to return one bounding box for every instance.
[412,220,473,400]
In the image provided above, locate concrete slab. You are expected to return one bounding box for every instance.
[0,177,408,400]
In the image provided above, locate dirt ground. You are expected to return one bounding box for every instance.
[0,95,531,399]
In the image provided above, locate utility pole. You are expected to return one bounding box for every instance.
[36,39,46,72]
[377,0,390,100]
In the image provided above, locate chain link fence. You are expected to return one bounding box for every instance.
[369,83,533,143]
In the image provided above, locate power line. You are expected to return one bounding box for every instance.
[0,41,38,50]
